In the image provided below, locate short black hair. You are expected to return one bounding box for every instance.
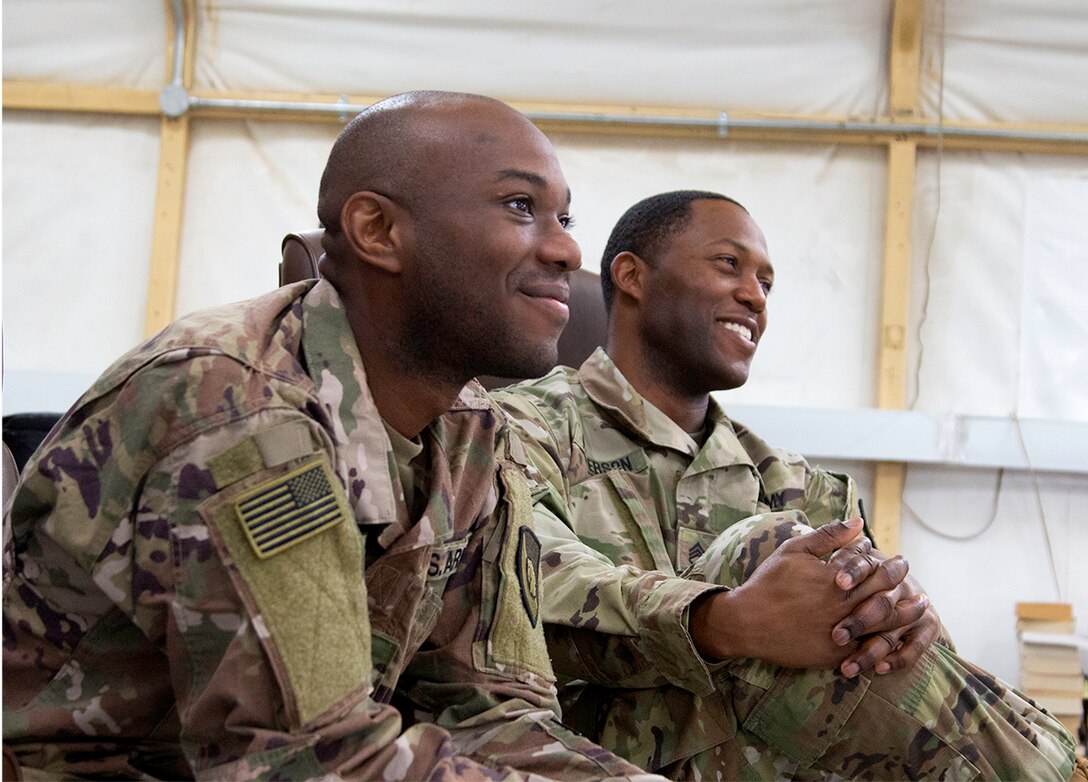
[600,190,745,313]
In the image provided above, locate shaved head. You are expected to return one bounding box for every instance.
[317,90,524,263]
[313,89,579,409]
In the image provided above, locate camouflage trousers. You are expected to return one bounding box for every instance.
[588,512,1078,782]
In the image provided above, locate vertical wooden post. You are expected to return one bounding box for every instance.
[144,0,196,336]
[889,0,924,120]
[872,0,924,553]
[872,139,916,553]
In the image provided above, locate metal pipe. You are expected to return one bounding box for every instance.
[186,96,1088,145]
[159,0,189,117]
[168,0,185,87]
[189,95,361,116]
[169,4,1088,147]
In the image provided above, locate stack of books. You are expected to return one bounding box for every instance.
[1016,602,1086,738]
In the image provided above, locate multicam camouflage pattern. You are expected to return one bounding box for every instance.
[3,281,662,781]
[687,514,1077,781]
[494,348,1077,781]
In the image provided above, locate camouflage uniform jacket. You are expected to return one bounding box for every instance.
[3,281,659,781]
[493,348,861,765]
[496,350,1079,781]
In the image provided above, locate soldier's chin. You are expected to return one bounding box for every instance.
[476,342,559,383]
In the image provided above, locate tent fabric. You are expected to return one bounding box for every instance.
[923,0,1088,123]
[190,1,891,115]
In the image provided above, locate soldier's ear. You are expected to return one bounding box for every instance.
[610,251,647,303]
[340,191,405,274]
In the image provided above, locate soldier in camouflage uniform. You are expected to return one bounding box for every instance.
[2,92,665,781]
[494,191,1081,780]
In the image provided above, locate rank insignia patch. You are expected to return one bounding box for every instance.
[234,459,346,559]
[516,526,541,627]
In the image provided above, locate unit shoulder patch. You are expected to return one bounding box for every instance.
[516,526,541,627]
[234,458,346,559]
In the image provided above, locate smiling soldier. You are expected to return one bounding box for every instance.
[2,92,665,782]
[494,190,1081,781]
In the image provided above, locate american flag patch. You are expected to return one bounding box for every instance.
[233,459,346,559]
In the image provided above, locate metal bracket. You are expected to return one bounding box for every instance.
[159,83,190,118]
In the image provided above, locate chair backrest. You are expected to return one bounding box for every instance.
[3,441,19,583]
[2,441,18,513]
[2,412,63,473]
[278,229,608,387]
[555,267,609,378]
[280,229,325,286]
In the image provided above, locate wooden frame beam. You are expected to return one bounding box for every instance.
[870,0,927,554]
[144,0,196,336]
[4,81,1086,156]
[2,81,160,115]
[889,0,924,118]
[872,139,917,553]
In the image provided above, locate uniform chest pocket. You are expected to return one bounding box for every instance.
[676,525,723,573]
[365,546,443,699]
[570,471,673,573]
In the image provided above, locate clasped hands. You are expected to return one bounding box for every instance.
[690,517,940,678]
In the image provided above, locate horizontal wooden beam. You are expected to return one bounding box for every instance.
[3,80,160,115]
[4,81,1087,156]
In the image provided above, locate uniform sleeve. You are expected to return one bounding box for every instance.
[139,410,537,780]
[386,423,665,781]
[800,465,863,527]
[3,362,536,781]
[496,392,726,698]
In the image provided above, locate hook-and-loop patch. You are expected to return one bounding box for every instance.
[516,526,541,628]
[234,458,346,559]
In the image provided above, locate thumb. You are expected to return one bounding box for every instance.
[788,517,864,558]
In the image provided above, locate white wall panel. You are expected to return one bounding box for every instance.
[194,0,891,115]
[901,465,1088,681]
[921,0,1088,123]
[1018,175,1088,422]
[2,114,161,411]
[174,120,338,316]
[1,0,166,87]
[908,151,1088,421]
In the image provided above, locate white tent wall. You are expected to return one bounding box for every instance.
[3,0,1087,683]
[2,113,162,410]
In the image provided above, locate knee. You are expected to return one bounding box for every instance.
[690,510,813,588]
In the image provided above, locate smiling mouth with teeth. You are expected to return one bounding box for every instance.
[721,321,753,342]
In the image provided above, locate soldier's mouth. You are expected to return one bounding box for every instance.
[721,322,753,342]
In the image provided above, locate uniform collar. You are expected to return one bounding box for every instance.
[300,278,398,526]
[693,394,757,473]
[579,347,755,470]
[451,375,496,412]
[299,280,500,528]
[579,347,698,456]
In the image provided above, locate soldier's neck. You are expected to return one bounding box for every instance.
[336,278,465,438]
[364,355,463,439]
[607,343,710,434]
